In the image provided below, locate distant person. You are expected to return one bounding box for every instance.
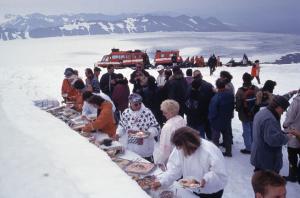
[171,53,178,66]
[93,67,101,82]
[156,65,166,88]
[129,63,150,93]
[111,73,130,113]
[85,68,100,93]
[61,67,77,102]
[251,170,286,198]
[242,54,249,65]
[208,54,217,76]
[185,68,193,85]
[100,64,117,96]
[251,60,261,84]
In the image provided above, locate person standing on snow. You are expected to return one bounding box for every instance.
[208,54,217,76]
[251,60,261,84]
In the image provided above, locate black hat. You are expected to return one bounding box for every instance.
[273,95,290,111]
[242,72,252,83]
[64,67,74,77]
[262,80,277,93]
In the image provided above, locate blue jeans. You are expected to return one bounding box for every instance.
[189,123,206,138]
[242,121,253,151]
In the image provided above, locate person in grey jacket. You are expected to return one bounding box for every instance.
[283,90,300,182]
[251,95,291,173]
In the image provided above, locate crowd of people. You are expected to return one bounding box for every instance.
[60,62,300,198]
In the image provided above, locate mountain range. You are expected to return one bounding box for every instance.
[0,13,234,41]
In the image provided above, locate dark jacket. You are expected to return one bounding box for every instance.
[111,79,130,112]
[185,79,215,125]
[235,84,259,122]
[100,72,117,96]
[167,73,188,115]
[251,107,289,172]
[208,90,234,131]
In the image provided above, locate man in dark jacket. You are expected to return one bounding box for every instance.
[166,66,187,116]
[209,78,234,156]
[207,54,217,76]
[100,64,117,96]
[251,95,290,173]
[236,72,259,154]
[185,77,214,138]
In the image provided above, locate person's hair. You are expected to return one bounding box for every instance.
[164,69,173,80]
[85,68,94,76]
[107,64,114,69]
[262,80,277,93]
[87,95,105,106]
[220,70,233,82]
[171,127,201,156]
[186,68,193,77]
[255,60,260,63]
[216,78,226,89]
[172,66,182,75]
[193,70,202,79]
[73,79,85,90]
[252,170,286,196]
[160,99,180,117]
[82,91,93,101]
[94,67,101,72]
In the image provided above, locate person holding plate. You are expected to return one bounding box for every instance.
[116,93,160,163]
[152,127,227,198]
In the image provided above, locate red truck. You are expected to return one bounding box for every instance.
[95,49,150,69]
[154,50,182,66]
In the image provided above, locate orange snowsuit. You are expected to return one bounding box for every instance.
[82,101,116,138]
[251,64,260,77]
[61,79,78,101]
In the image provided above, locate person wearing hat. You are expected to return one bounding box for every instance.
[61,67,78,102]
[116,93,160,162]
[236,72,259,154]
[255,80,277,109]
[251,95,293,173]
[156,65,165,88]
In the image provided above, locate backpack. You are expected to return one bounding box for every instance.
[242,86,256,117]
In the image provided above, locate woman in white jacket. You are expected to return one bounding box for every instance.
[152,127,227,198]
[154,99,186,165]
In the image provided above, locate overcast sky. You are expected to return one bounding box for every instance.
[1,0,299,33]
[1,0,299,18]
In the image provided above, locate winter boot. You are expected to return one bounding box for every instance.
[284,165,298,183]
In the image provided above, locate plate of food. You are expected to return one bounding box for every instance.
[128,130,150,139]
[125,162,156,175]
[178,178,201,189]
[112,158,131,169]
[105,147,124,158]
[136,175,156,190]
[159,190,174,198]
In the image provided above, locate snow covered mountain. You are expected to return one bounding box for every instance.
[0,13,233,41]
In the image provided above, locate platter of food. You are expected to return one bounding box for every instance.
[136,175,156,190]
[112,158,131,169]
[105,146,124,158]
[128,131,150,139]
[125,162,156,175]
[159,190,174,198]
[178,178,201,189]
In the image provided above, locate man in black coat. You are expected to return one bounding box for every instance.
[100,64,117,96]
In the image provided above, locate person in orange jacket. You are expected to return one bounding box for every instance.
[61,68,78,102]
[82,95,116,138]
[251,60,261,84]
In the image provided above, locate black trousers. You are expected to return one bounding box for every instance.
[194,189,224,198]
[288,147,300,168]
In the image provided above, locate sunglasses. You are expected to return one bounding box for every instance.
[132,103,141,107]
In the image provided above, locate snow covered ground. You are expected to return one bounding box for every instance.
[0,32,300,198]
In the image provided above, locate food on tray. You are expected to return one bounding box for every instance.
[136,175,156,190]
[125,162,156,174]
[112,158,131,169]
[179,178,200,188]
[128,130,150,138]
[105,147,124,157]
[159,191,174,198]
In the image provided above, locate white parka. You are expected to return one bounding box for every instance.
[159,139,228,194]
[154,115,186,165]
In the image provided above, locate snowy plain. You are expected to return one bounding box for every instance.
[0,32,300,198]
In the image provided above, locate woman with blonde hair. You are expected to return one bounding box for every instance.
[154,99,186,165]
